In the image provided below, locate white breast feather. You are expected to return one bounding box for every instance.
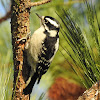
[27,26,46,72]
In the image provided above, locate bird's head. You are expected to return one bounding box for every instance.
[36,13,60,37]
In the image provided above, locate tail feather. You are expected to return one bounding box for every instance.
[23,72,38,95]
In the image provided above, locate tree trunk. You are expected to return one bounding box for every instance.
[11,0,30,99]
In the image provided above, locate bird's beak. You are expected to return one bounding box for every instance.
[36,13,42,20]
[36,13,44,26]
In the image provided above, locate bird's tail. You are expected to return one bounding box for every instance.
[23,72,38,95]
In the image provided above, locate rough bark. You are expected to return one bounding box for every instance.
[11,0,51,100]
[11,0,31,99]
[77,80,100,100]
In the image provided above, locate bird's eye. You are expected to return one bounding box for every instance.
[45,20,48,23]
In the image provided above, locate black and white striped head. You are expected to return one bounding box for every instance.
[36,13,60,37]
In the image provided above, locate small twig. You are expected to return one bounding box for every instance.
[0,10,11,24]
[26,0,52,8]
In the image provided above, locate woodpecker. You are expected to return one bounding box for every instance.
[23,13,60,94]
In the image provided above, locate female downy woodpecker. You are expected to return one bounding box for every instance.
[23,14,60,94]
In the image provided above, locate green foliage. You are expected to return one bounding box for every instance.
[0,21,13,100]
[0,64,13,100]
[58,1,100,88]
[38,93,45,100]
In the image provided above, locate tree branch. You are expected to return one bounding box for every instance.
[0,10,11,24]
[78,80,100,100]
[0,0,52,24]
[26,0,52,8]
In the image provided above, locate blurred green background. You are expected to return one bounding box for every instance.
[0,0,100,100]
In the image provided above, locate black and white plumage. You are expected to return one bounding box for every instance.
[23,14,60,94]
